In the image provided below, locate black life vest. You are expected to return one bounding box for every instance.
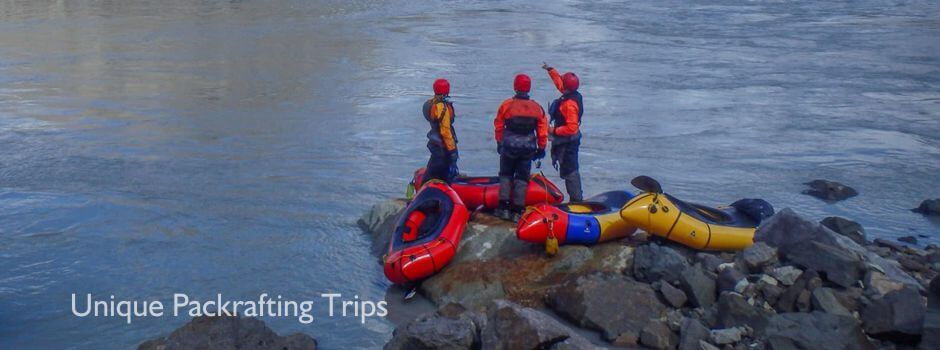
[502,97,543,157]
[548,91,583,144]
[423,98,456,148]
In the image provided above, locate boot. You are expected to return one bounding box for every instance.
[511,179,529,223]
[495,200,512,221]
[511,205,525,223]
[564,171,583,202]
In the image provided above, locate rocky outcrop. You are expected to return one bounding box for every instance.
[361,200,936,349]
[821,216,867,245]
[138,316,317,350]
[802,179,858,201]
[912,199,940,216]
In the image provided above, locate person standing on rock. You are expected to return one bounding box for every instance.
[542,62,583,202]
[423,78,459,183]
[493,73,548,222]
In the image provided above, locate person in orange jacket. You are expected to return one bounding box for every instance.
[423,78,459,183]
[493,74,549,221]
[542,62,583,202]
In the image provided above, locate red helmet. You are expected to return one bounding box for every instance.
[433,78,450,95]
[562,72,579,91]
[513,74,531,93]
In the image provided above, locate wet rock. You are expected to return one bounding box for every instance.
[709,327,746,345]
[763,312,874,350]
[547,273,667,341]
[138,316,317,350]
[912,199,940,216]
[875,238,907,253]
[481,299,597,350]
[737,242,778,273]
[640,320,678,350]
[921,276,940,350]
[715,292,774,335]
[717,267,747,294]
[770,266,803,286]
[811,288,852,317]
[786,240,863,288]
[385,306,478,350]
[802,179,858,201]
[660,281,688,308]
[679,264,717,308]
[820,216,867,245]
[359,199,408,258]
[898,236,918,245]
[678,317,709,350]
[634,242,691,284]
[736,209,923,290]
[860,285,925,340]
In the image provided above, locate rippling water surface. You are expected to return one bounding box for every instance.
[1,0,939,348]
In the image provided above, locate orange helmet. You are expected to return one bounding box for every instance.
[433,78,450,95]
[514,74,531,93]
[562,72,579,91]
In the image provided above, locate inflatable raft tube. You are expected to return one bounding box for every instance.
[384,180,469,285]
[619,176,774,251]
[408,167,564,210]
[517,190,638,245]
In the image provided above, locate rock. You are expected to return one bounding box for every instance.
[660,281,688,308]
[612,332,638,347]
[698,340,720,350]
[750,209,921,289]
[695,253,725,273]
[547,273,667,341]
[679,264,717,308]
[771,266,803,286]
[640,320,678,350]
[875,238,907,253]
[861,285,926,340]
[763,312,875,350]
[718,267,747,294]
[912,199,940,216]
[802,179,858,201]
[737,242,778,273]
[899,255,928,273]
[709,327,746,345]
[138,316,317,350]
[820,216,867,245]
[385,306,478,350]
[715,292,774,335]
[480,299,597,350]
[785,240,863,288]
[359,199,408,258]
[811,288,852,317]
[760,282,785,306]
[865,270,906,297]
[678,317,709,350]
[776,269,822,313]
[921,276,940,350]
[898,236,918,245]
[634,242,691,284]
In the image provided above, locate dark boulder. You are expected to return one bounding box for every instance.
[717,267,747,294]
[547,273,667,341]
[715,292,774,335]
[785,240,863,288]
[634,242,690,284]
[899,235,918,245]
[384,305,479,350]
[802,179,858,201]
[640,320,678,350]
[776,270,822,313]
[763,312,875,350]
[481,299,598,350]
[921,276,940,350]
[810,287,852,317]
[912,199,940,216]
[820,216,866,245]
[660,281,688,308]
[679,264,717,308]
[737,242,778,273]
[138,316,317,350]
[678,317,709,350]
[861,285,925,341]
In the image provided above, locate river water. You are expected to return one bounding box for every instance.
[1,0,938,348]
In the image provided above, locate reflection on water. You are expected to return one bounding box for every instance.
[1,0,939,348]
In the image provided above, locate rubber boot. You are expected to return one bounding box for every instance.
[511,179,529,223]
[564,170,583,202]
[495,177,513,220]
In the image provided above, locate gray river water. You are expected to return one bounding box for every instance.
[1,0,939,348]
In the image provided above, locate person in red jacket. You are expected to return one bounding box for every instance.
[493,74,549,221]
[423,78,459,183]
[542,62,583,202]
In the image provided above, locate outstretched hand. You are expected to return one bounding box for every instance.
[541,62,552,71]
